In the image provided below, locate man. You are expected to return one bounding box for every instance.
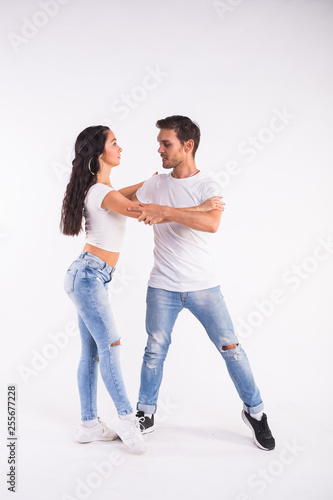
[128,115,275,451]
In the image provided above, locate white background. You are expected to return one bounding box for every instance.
[1,0,333,499]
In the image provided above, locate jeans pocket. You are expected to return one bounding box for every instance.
[85,266,110,284]
[64,268,78,294]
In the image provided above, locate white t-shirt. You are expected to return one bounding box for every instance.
[136,172,222,292]
[84,183,127,252]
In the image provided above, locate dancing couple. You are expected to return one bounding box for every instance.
[60,115,275,454]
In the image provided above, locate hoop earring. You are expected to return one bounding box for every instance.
[97,159,104,176]
[88,157,95,175]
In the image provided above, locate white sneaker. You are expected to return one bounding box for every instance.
[111,416,147,454]
[74,419,118,444]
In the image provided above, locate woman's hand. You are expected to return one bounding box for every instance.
[196,196,225,212]
[128,203,166,225]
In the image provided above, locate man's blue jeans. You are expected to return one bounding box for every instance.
[64,252,133,420]
[137,286,263,415]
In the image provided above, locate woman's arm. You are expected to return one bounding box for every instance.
[101,190,143,219]
[103,189,225,227]
[118,181,145,199]
[118,172,158,199]
[179,197,224,212]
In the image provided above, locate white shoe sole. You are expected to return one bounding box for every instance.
[111,418,147,454]
[141,424,155,435]
[74,435,118,444]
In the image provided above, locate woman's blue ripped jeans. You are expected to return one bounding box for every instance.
[137,286,263,416]
[64,252,133,420]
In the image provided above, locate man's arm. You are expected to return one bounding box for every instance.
[155,205,222,233]
[128,201,224,233]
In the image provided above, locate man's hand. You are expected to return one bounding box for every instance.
[128,203,166,225]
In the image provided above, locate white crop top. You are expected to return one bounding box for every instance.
[83,183,127,252]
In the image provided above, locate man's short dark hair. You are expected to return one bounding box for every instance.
[156,115,200,158]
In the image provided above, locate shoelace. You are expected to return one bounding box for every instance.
[137,416,146,430]
[125,418,142,437]
[258,416,270,436]
[97,419,111,435]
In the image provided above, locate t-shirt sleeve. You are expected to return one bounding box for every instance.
[199,179,223,203]
[88,184,114,210]
[136,176,157,203]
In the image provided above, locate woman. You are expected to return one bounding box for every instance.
[60,125,148,454]
[60,125,222,454]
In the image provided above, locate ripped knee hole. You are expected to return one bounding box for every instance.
[145,362,157,369]
[222,343,239,351]
[110,340,121,347]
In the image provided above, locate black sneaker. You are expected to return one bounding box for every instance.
[242,410,275,450]
[136,411,155,434]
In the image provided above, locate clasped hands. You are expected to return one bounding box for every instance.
[128,196,225,225]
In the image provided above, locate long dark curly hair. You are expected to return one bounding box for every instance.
[60,125,110,236]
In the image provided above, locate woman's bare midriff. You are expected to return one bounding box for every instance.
[83,243,120,268]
